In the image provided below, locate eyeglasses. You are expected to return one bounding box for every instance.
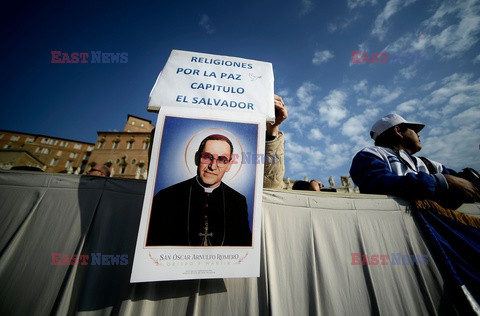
[200,152,231,168]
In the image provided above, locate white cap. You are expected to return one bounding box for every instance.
[370,113,425,140]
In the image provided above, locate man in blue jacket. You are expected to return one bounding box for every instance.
[349,114,479,208]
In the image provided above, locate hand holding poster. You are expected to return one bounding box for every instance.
[147,50,275,121]
[132,50,273,282]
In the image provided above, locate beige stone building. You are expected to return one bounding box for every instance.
[86,115,154,179]
[0,130,94,173]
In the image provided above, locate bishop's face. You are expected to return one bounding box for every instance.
[197,140,232,187]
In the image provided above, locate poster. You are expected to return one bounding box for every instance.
[147,49,275,121]
[130,106,266,282]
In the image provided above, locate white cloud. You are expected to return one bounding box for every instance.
[284,137,325,174]
[421,107,480,171]
[296,82,319,108]
[372,0,417,40]
[341,108,380,141]
[285,82,321,133]
[342,116,366,138]
[378,88,402,104]
[398,65,417,80]
[328,23,338,33]
[414,74,480,172]
[276,88,291,99]
[370,85,402,104]
[429,19,480,59]
[423,2,457,29]
[426,73,480,106]
[347,0,377,9]
[312,50,335,65]
[371,85,389,98]
[199,14,215,34]
[381,34,413,54]
[427,126,443,136]
[383,0,480,59]
[451,106,480,126]
[317,90,348,127]
[357,98,373,106]
[328,14,360,33]
[442,92,479,115]
[353,80,368,94]
[308,128,324,141]
[323,142,352,170]
[419,81,437,91]
[300,0,314,15]
[474,54,480,63]
[396,99,419,113]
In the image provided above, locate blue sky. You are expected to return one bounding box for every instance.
[1,0,479,185]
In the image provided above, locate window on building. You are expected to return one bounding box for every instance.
[50,158,58,166]
[25,137,34,143]
[132,159,137,165]
[41,148,51,154]
[143,142,149,150]
[65,160,73,168]
[112,142,119,149]
[140,123,145,127]
[36,147,42,153]
[69,153,78,159]
[48,139,58,145]
[41,138,48,144]
[3,144,11,149]
[60,141,68,147]
[120,165,126,174]
[127,141,133,150]
[97,142,104,149]
[115,158,120,165]
[56,151,62,156]
[0,134,4,139]
[10,135,20,141]
[87,146,94,151]
[73,144,82,150]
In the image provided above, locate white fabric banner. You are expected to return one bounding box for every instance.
[147,50,275,121]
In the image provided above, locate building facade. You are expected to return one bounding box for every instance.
[86,115,154,179]
[0,130,94,173]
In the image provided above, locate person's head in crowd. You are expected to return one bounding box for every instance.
[292,179,323,191]
[87,164,110,177]
[370,113,425,155]
[195,134,233,188]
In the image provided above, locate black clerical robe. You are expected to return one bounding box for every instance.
[146,177,252,246]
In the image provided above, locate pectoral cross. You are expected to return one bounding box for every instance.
[198,216,213,246]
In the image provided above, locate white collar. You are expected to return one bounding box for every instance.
[195,176,220,193]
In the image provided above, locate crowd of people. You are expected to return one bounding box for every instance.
[264,97,480,209]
